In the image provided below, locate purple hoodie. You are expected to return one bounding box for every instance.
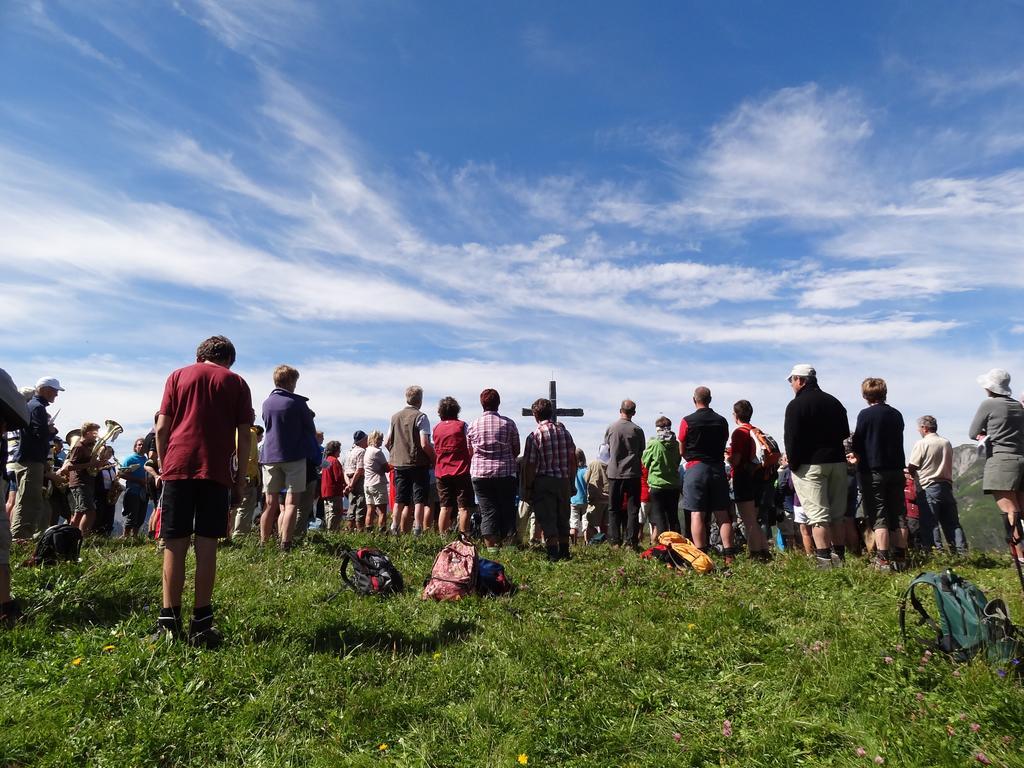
[260,388,318,464]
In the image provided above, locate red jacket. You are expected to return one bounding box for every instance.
[904,475,919,520]
[321,455,346,497]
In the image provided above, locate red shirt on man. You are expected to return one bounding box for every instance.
[159,363,254,488]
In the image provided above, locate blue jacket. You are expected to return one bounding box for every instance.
[13,394,51,463]
[260,389,317,464]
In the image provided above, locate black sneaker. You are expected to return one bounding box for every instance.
[187,625,223,649]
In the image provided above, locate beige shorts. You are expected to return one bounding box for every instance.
[791,463,847,527]
[364,482,388,506]
[262,459,307,494]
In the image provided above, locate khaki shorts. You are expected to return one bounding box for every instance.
[364,482,388,506]
[791,463,847,527]
[983,453,1024,493]
[262,459,307,494]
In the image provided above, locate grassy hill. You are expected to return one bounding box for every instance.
[952,445,1011,552]
[2,535,1023,767]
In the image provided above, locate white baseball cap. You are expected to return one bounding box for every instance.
[35,377,65,391]
[787,364,816,381]
[977,368,1011,396]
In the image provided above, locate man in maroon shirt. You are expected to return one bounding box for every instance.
[153,336,253,647]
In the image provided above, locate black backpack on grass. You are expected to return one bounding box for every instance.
[32,524,83,566]
[340,548,404,597]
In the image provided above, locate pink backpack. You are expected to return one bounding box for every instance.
[422,534,479,601]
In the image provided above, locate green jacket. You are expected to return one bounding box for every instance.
[642,433,681,489]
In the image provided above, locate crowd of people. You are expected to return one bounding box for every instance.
[2,336,1023,645]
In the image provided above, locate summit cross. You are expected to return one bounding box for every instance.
[521,380,584,423]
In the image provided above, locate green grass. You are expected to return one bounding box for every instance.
[2,535,1023,767]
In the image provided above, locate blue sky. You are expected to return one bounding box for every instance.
[3,1,1024,457]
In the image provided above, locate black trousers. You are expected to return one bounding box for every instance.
[607,476,641,546]
[648,486,681,536]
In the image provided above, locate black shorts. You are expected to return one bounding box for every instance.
[682,462,730,514]
[160,479,230,539]
[122,493,147,530]
[731,468,762,504]
[394,466,430,505]
[436,474,474,509]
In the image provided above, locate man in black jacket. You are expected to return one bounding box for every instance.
[783,364,850,568]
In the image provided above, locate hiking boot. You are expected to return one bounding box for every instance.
[871,556,892,572]
[815,556,833,570]
[546,545,561,562]
[187,624,223,649]
[723,554,736,567]
[279,540,293,553]
[0,600,23,629]
[148,614,183,643]
[830,553,845,568]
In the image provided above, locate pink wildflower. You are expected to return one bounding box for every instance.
[855,747,867,757]
[970,723,980,733]
[874,757,884,765]
[975,753,992,766]
[883,656,894,664]
[722,720,732,737]
[947,725,956,736]
[672,732,682,743]
[915,693,924,701]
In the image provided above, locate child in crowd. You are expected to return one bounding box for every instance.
[569,449,587,544]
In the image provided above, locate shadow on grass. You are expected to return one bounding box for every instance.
[301,615,479,655]
[33,588,149,629]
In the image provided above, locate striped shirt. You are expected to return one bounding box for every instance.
[523,420,577,479]
[467,411,520,477]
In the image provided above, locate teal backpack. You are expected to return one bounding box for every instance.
[899,570,1021,664]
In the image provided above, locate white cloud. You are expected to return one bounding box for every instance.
[173,0,317,53]
[23,0,120,68]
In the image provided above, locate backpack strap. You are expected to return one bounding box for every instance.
[899,577,944,650]
[339,550,363,593]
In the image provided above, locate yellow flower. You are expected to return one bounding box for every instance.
[433,652,442,659]
[102,645,116,652]
[71,657,83,666]
[378,743,388,751]
[517,754,528,765]
[687,623,696,631]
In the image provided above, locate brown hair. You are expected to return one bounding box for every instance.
[480,388,500,411]
[655,415,671,430]
[196,335,236,365]
[861,377,888,403]
[733,399,753,423]
[82,421,100,434]
[438,396,461,420]
[531,398,553,421]
[273,365,300,389]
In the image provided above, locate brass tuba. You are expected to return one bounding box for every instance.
[88,419,124,475]
[65,428,82,451]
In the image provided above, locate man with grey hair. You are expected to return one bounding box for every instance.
[604,399,645,548]
[909,415,968,555]
[385,385,435,534]
[10,377,63,541]
[783,364,850,568]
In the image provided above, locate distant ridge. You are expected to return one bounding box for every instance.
[951,443,1005,551]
